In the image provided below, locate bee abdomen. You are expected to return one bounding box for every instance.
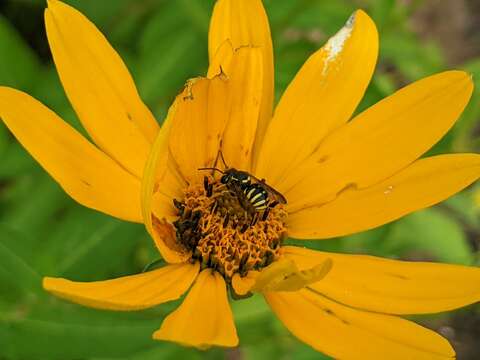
[244,185,268,210]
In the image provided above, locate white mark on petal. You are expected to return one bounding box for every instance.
[322,13,355,75]
[384,185,394,195]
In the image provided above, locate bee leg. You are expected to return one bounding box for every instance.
[192,210,202,229]
[262,207,270,221]
[173,199,185,216]
[269,200,279,209]
[243,210,248,224]
[204,176,214,197]
[250,213,258,227]
[210,201,218,214]
[240,223,249,233]
[203,176,209,192]
[223,213,230,228]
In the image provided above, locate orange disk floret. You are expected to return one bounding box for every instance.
[173,177,287,280]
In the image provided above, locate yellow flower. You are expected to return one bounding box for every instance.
[1,0,480,358]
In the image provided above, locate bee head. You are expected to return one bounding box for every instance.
[220,173,231,184]
[231,171,250,184]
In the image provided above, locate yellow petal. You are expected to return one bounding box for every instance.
[45,0,159,178]
[0,87,142,222]
[251,257,332,292]
[252,258,297,291]
[209,0,273,166]
[284,70,473,211]
[256,10,378,185]
[168,77,230,183]
[153,269,238,349]
[43,262,199,311]
[141,100,188,263]
[207,43,263,171]
[267,259,332,292]
[284,246,480,315]
[146,48,264,262]
[220,46,263,171]
[207,40,234,79]
[170,47,263,180]
[231,271,258,296]
[266,289,454,360]
[288,154,480,239]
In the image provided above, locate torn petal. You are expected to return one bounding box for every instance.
[141,99,188,263]
[256,10,378,187]
[252,257,332,292]
[208,0,274,164]
[231,271,259,296]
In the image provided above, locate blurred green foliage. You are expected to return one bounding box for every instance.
[0,0,479,359]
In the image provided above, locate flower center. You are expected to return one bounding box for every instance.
[173,175,287,280]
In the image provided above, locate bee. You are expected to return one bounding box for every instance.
[199,152,286,226]
[236,174,286,224]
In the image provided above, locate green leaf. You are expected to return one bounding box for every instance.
[1,171,69,236]
[385,208,474,264]
[380,32,445,80]
[137,30,202,107]
[234,296,280,348]
[369,0,396,30]
[97,344,204,360]
[0,225,42,297]
[340,225,393,256]
[36,206,145,280]
[0,14,41,90]
[0,122,8,158]
[0,316,159,360]
[65,0,132,27]
[30,67,84,133]
[445,192,480,232]
[136,2,207,115]
[177,0,211,34]
[0,141,37,179]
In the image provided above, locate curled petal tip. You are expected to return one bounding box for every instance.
[46,0,58,8]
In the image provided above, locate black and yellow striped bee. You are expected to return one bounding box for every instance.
[219,168,252,187]
[243,183,269,211]
[237,174,286,223]
[199,154,286,227]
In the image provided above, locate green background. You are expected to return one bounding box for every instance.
[1,0,480,359]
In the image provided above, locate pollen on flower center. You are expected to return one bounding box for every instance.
[172,176,287,280]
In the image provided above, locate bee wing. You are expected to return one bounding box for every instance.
[265,185,287,204]
[249,174,287,204]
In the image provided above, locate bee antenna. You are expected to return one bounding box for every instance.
[219,150,228,168]
[198,167,224,174]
